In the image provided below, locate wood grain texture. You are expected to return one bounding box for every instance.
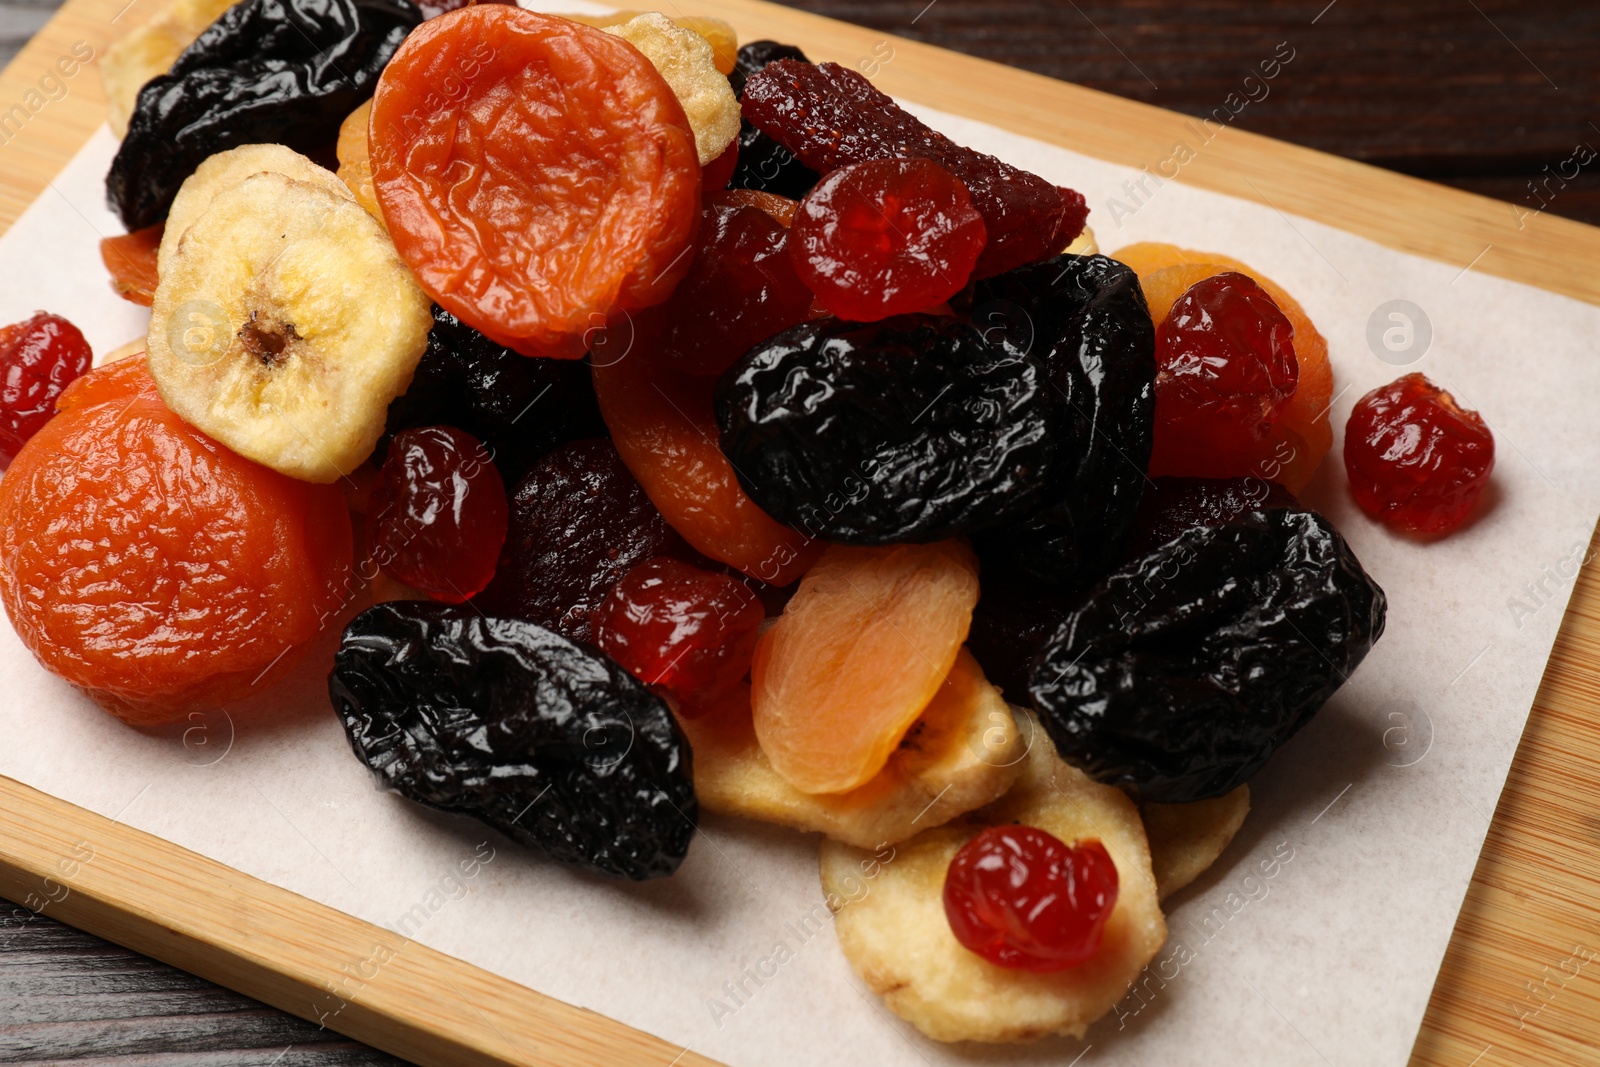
[0,0,1598,1064]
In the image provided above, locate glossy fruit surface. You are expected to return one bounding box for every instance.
[716,315,1054,544]
[369,426,507,602]
[1344,373,1494,535]
[788,159,986,321]
[594,557,764,716]
[0,358,353,725]
[0,312,93,467]
[330,600,696,879]
[592,321,821,585]
[100,224,163,305]
[944,827,1118,972]
[369,6,700,357]
[752,541,980,794]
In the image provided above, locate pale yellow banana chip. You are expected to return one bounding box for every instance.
[682,649,1026,848]
[1141,785,1249,900]
[560,11,739,74]
[148,172,431,483]
[820,717,1166,1043]
[604,13,741,165]
[159,144,354,275]
[102,0,237,138]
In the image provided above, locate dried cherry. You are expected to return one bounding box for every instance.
[1030,501,1386,803]
[716,314,1055,545]
[1344,373,1495,535]
[473,438,697,642]
[369,6,701,357]
[330,601,696,880]
[742,60,1085,277]
[106,0,421,229]
[0,312,92,468]
[728,41,820,199]
[788,159,987,321]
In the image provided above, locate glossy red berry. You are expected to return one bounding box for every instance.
[594,557,764,717]
[369,426,508,602]
[788,158,986,322]
[0,312,92,467]
[943,826,1118,973]
[1343,372,1494,535]
[1151,271,1298,474]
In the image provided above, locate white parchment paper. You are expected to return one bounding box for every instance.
[2,67,1599,1067]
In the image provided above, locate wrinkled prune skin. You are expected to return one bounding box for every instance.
[728,41,820,199]
[742,60,1084,277]
[1030,503,1387,804]
[473,439,698,641]
[107,0,421,229]
[715,315,1055,545]
[379,306,606,483]
[330,602,696,880]
[970,255,1157,589]
[1123,476,1298,558]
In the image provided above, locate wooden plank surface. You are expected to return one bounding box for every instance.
[0,0,1598,1064]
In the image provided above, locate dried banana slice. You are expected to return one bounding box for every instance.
[158,144,355,275]
[1141,785,1249,900]
[147,172,432,483]
[335,101,385,227]
[561,11,739,74]
[101,0,237,138]
[604,13,741,165]
[820,718,1166,1043]
[682,648,1026,848]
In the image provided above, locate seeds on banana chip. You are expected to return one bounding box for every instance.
[820,715,1166,1043]
[1141,785,1249,900]
[682,649,1026,848]
[604,13,741,166]
[148,171,432,484]
[158,144,355,275]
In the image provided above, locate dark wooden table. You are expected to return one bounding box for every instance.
[0,0,1596,1062]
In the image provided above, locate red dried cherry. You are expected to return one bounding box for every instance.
[1151,271,1298,475]
[1343,372,1494,535]
[943,826,1118,972]
[368,426,508,602]
[789,159,986,322]
[0,312,92,468]
[594,557,764,717]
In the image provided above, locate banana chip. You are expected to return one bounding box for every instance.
[1141,785,1249,900]
[820,717,1166,1043]
[102,0,237,138]
[604,13,741,165]
[561,10,739,74]
[682,649,1026,848]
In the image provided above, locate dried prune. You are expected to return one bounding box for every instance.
[106,0,422,230]
[742,60,1085,277]
[715,315,1055,545]
[1029,502,1386,803]
[969,254,1157,588]
[330,601,696,879]
[1123,476,1297,558]
[728,41,820,198]
[473,439,698,642]
[380,306,606,482]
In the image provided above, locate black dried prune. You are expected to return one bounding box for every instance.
[473,439,699,641]
[107,0,421,230]
[715,315,1055,545]
[971,254,1157,589]
[730,39,810,97]
[379,306,606,483]
[330,602,695,880]
[728,42,819,198]
[1123,476,1298,558]
[1029,502,1387,804]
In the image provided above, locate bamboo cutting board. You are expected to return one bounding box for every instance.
[1,0,1598,1063]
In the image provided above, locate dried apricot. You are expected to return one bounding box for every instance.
[1113,242,1332,492]
[99,224,163,306]
[591,316,820,585]
[335,100,384,226]
[369,7,701,358]
[751,541,980,794]
[0,359,353,726]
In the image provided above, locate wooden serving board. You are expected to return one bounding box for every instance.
[2,1,1598,1063]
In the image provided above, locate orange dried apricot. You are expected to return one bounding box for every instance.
[592,315,820,585]
[99,223,163,307]
[335,99,384,226]
[0,358,353,727]
[369,7,701,358]
[1113,242,1332,492]
[751,541,980,794]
